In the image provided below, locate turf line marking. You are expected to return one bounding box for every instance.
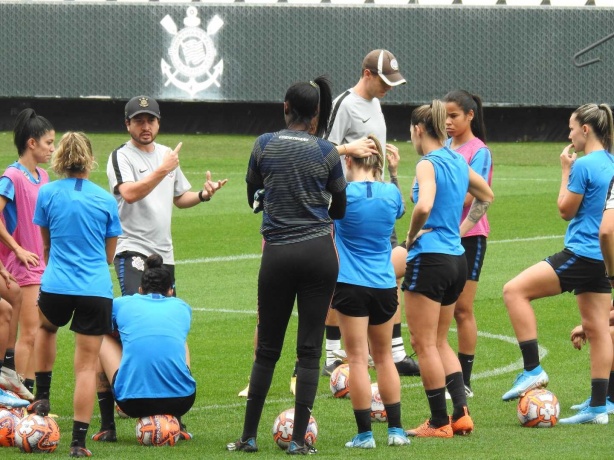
[176,235,564,266]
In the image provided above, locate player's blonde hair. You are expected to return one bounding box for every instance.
[573,103,614,152]
[411,100,448,145]
[51,131,97,177]
[350,134,384,181]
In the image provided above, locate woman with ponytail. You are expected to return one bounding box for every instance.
[443,90,493,396]
[334,135,410,449]
[32,131,122,457]
[229,76,346,455]
[0,108,54,399]
[502,104,614,425]
[402,100,493,438]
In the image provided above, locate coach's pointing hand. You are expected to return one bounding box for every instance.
[161,142,182,174]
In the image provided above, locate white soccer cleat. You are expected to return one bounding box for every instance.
[0,367,34,401]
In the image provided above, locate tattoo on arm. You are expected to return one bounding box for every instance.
[467,199,491,223]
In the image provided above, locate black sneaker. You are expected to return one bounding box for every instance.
[321,360,342,377]
[69,446,92,457]
[91,429,117,442]
[395,355,420,376]
[227,437,258,452]
[26,398,50,416]
[287,441,317,455]
[179,422,193,441]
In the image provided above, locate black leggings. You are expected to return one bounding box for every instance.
[255,234,339,370]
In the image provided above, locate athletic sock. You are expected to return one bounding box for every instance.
[23,378,34,393]
[446,372,468,419]
[353,408,372,434]
[608,371,614,401]
[34,371,52,400]
[590,378,608,408]
[71,421,89,448]
[97,391,115,431]
[425,387,448,427]
[458,353,474,388]
[384,402,402,429]
[242,361,275,440]
[325,326,341,366]
[518,339,540,372]
[292,367,319,443]
[3,349,15,370]
[391,323,406,363]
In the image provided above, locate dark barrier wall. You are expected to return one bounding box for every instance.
[1,2,614,107]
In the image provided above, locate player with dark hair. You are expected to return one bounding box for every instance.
[502,104,614,425]
[443,90,493,396]
[30,131,122,457]
[0,108,54,399]
[96,254,196,427]
[334,135,410,448]
[324,49,419,378]
[228,75,346,455]
[403,101,493,438]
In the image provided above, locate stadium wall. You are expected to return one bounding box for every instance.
[1,2,612,141]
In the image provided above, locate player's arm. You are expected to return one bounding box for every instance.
[464,147,492,207]
[557,143,582,221]
[336,138,378,158]
[386,143,406,216]
[460,168,494,237]
[118,143,182,204]
[105,237,118,265]
[0,192,40,269]
[40,226,50,266]
[406,160,436,247]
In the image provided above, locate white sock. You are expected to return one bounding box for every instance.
[392,337,406,363]
[326,339,341,365]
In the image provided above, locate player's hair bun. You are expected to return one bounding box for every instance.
[145,253,164,270]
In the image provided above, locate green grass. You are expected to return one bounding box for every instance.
[0,132,605,459]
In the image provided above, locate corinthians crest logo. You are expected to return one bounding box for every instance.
[160,7,224,97]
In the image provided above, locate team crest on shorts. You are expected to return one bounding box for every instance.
[132,256,145,272]
[160,7,224,98]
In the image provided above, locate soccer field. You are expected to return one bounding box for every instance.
[0,132,608,459]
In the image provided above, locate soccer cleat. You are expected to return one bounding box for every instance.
[0,388,29,408]
[445,384,474,400]
[501,366,548,401]
[27,398,50,416]
[227,437,258,452]
[290,376,296,395]
[321,359,343,377]
[0,367,34,400]
[91,429,117,442]
[116,403,129,419]
[179,421,193,440]
[394,355,420,377]
[387,427,410,446]
[405,419,453,438]
[69,446,93,458]
[571,396,614,414]
[286,440,317,455]
[345,431,376,448]
[451,406,474,435]
[559,406,609,425]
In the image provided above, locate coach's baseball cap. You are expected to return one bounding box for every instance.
[125,96,161,120]
[362,49,406,87]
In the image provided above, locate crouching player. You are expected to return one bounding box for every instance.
[92,254,196,442]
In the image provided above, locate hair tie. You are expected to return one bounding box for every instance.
[309,80,318,89]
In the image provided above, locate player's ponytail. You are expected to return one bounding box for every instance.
[574,103,614,153]
[411,100,447,145]
[13,108,54,157]
[51,132,96,177]
[284,75,333,137]
[141,254,173,295]
[350,134,384,181]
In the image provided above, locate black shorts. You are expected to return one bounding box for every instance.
[462,236,487,282]
[114,251,176,296]
[545,249,610,295]
[401,253,467,306]
[112,371,195,418]
[332,282,397,326]
[38,291,112,336]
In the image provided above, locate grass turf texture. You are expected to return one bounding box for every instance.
[0,132,607,459]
